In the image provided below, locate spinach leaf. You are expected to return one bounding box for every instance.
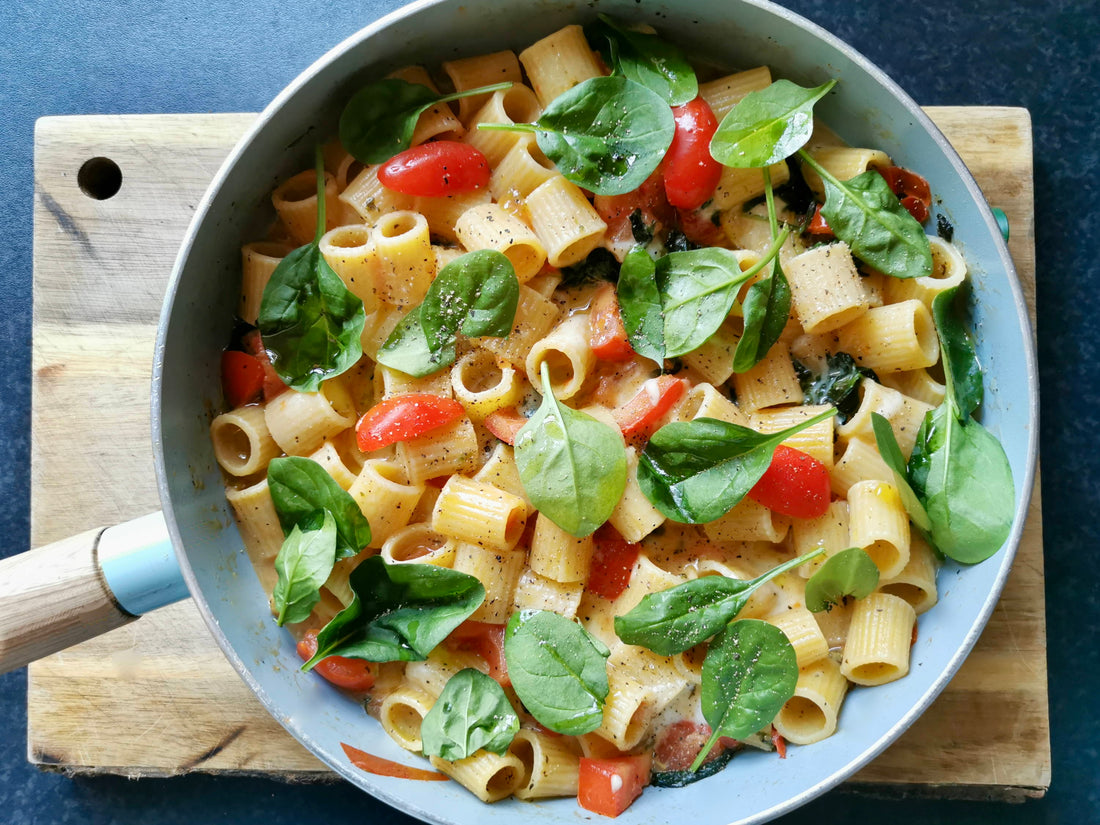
[504,610,610,736]
[258,148,365,392]
[378,250,519,377]
[651,747,737,787]
[689,619,798,772]
[637,408,836,524]
[804,547,879,612]
[268,456,372,560]
[710,79,835,168]
[616,246,665,363]
[301,556,484,669]
[871,412,932,532]
[614,548,825,655]
[559,247,621,288]
[272,512,338,626]
[340,78,513,164]
[799,153,932,280]
[585,15,697,107]
[514,362,627,538]
[420,668,519,761]
[793,351,874,424]
[479,76,675,196]
[932,286,983,419]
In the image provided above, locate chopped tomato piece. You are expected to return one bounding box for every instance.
[587,525,640,600]
[806,204,834,237]
[341,742,448,780]
[355,394,466,452]
[241,329,288,401]
[900,194,930,223]
[483,406,528,446]
[747,444,831,519]
[613,375,687,442]
[445,620,509,687]
[675,206,729,248]
[297,630,376,692]
[220,350,265,408]
[377,140,490,197]
[878,166,932,223]
[595,169,675,257]
[663,97,722,209]
[653,721,726,772]
[772,726,787,759]
[578,755,651,818]
[589,283,636,362]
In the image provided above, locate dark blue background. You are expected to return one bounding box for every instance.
[1,1,1093,823]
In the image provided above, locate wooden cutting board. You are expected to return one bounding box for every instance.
[28,109,1048,799]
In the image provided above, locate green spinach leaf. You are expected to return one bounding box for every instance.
[871,412,932,532]
[504,610,610,736]
[932,286,983,418]
[710,79,835,168]
[267,456,372,560]
[614,548,824,655]
[804,547,879,612]
[272,512,338,626]
[585,15,697,107]
[650,747,738,787]
[637,408,836,524]
[616,246,665,363]
[793,351,874,424]
[301,556,484,669]
[559,247,621,289]
[514,362,627,538]
[419,668,519,761]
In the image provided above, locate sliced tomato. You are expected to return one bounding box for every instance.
[483,406,528,446]
[806,204,834,237]
[221,350,265,408]
[578,755,651,818]
[772,726,788,759]
[747,444,831,519]
[355,393,466,452]
[445,620,509,687]
[900,194,930,223]
[377,140,490,197]
[594,168,675,256]
[613,375,687,442]
[663,97,722,209]
[587,525,640,600]
[589,282,636,362]
[653,721,716,772]
[675,206,729,248]
[297,630,376,692]
[878,166,932,223]
[241,329,288,401]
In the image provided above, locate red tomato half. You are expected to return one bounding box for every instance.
[747,444,831,519]
[297,630,376,692]
[483,406,528,446]
[587,525,640,600]
[578,755,651,818]
[613,375,687,442]
[589,282,636,362]
[355,393,466,452]
[221,350,265,408]
[878,165,932,223]
[377,141,490,197]
[663,97,722,209]
[445,620,509,687]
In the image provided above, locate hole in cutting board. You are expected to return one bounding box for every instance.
[78,156,122,200]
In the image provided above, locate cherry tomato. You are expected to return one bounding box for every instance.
[377,141,490,197]
[772,726,788,759]
[589,283,636,362]
[594,169,675,255]
[445,620,509,687]
[355,393,466,452]
[613,375,687,442]
[297,629,376,692]
[806,204,834,237]
[577,755,651,818]
[663,97,722,209]
[220,350,265,408]
[747,444,831,519]
[878,165,932,223]
[587,525,640,600]
[483,406,528,446]
[675,206,729,248]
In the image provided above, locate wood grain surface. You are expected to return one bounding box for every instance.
[27,109,1047,798]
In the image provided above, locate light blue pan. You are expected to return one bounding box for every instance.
[145,1,1039,823]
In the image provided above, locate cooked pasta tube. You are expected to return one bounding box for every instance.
[370,210,435,308]
[767,607,830,668]
[263,381,355,456]
[525,313,595,401]
[306,440,357,490]
[847,480,910,579]
[679,382,749,425]
[271,169,339,246]
[319,224,378,310]
[608,446,666,543]
[465,85,543,167]
[784,242,872,334]
[524,175,607,267]
[490,134,558,203]
[386,65,466,146]
[339,164,414,225]
[472,443,533,514]
[750,404,834,467]
[226,479,283,594]
[512,568,584,618]
[702,496,789,543]
[836,379,933,460]
[879,368,947,408]
[801,147,892,200]
[731,341,803,412]
[509,728,581,800]
[711,162,790,210]
[835,299,940,373]
[348,458,424,548]
[528,512,594,583]
[455,202,547,282]
[791,501,850,577]
[698,66,773,119]
[379,685,435,752]
[429,751,527,803]
[432,475,528,551]
[841,592,917,686]
[450,349,522,421]
[830,437,895,497]
[380,523,456,567]
[239,241,292,325]
[396,415,480,485]
[452,541,526,623]
[474,284,559,367]
[210,405,281,477]
[518,24,603,106]
[883,236,968,308]
[878,534,939,615]
[773,656,849,745]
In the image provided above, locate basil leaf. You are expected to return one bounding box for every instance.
[272,512,338,626]
[689,619,798,772]
[732,259,791,373]
[931,286,983,419]
[504,610,610,736]
[586,15,697,107]
[614,548,824,655]
[804,547,879,612]
[793,351,874,424]
[514,362,627,538]
[616,246,665,363]
[340,78,513,164]
[420,668,519,761]
[302,556,485,668]
[710,79,835,168]
[637,408,836,524]
[378,250,519,377]
[801,156,933,280]
[267,456,372,560]
[871,412,932,532]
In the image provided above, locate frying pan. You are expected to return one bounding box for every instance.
[0,1,1038,823]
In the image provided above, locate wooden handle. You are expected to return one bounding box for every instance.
[0,527,135,674]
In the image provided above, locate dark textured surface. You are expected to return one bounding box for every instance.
[0,0,1093,823]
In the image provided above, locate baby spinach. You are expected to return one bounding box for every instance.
[514,362,627,538]
[340,78,513,164]
[637,408,836,524]
[871,412,932,533]
[793,351,874,424]
[301,556,484,670]
[689,619,798,772]
[804,547,879,613]
[419,668,519,761]
[616,247,665,363]
[932,284,984,419]
[651,748,738,788]
[504,610,610,736]
[585,14,697,107]
[709,79,835,169]
[258,147,365,392]
[272,512,338,626]
[268,456,372,560]
[378,250,519,377]
[614,548,825,655]
[478,75,675,196]
[559,247,621,288]
[797,152,932,280]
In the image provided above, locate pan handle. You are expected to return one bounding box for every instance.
[0,512,189,674]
